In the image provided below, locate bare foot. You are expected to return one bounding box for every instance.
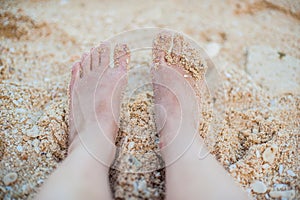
[69,42,129,164]
[152,32,249,200]
[35,42,130,200]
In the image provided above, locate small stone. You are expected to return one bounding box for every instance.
[262,145,278,163]
[286,169,296,177]
[252,128,258,134]
[21,184,31,194]
[26,125,40,138]
[251,180,267,194]
[0,186,6,193]
[12,129,18,134]
[278,164,284,175]
[262,164,270,169]
[269,190,295,199]
[138,179,147,191]
[3,172,18,185]
[128,142,135,150]
[229,164,237,171]
[12,100,19,106]
[205,42,221,58]
[256,150,260,158]
[16,145,23,152]
[15,108,27,114]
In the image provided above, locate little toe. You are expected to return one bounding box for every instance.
[70,61,80,92]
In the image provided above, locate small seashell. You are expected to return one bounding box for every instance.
[206,42,221,58]
[251,180,267,194]
[269,190,295,199]
[262,145,278,163]
[3,172,18,185]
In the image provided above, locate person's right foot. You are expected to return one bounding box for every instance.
[152,32,248,200]
[152,31,206,164]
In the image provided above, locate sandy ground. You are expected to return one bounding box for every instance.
[0,0,299,199]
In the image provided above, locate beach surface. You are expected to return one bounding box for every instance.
[0,0,299,199]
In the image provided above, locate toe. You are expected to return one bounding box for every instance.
[172,33,184,56]
[114,43,130,70]
[99,42,111,69]
[90,47,101,70]
[81,52,91,76]
[69,61,81,144]
[109,44,130,124]
[152,31,173,67]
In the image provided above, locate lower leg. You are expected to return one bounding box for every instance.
[35,141,112,200]
[35,42,129,200]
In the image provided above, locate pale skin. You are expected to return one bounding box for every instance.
[35,33,249,200]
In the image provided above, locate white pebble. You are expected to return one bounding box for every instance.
[16,145,23,152]
[251,180,267,194]
[12,100,19,106]
[252,128,258,134]
[262,145,278,163]
[138,179,147,191]
[12,129,18,134]
[3,172,18,185]
[265,193,270,199]
[278,164,284,175]
[256,150,260,158]
[269,190,295,199]
[26,125,40,138]
[229,164,237,171]
[128,142,135,150]
[15,108,27,114]
[286,170,296,177]
[262,164,270,169]
[206,42,221,58]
